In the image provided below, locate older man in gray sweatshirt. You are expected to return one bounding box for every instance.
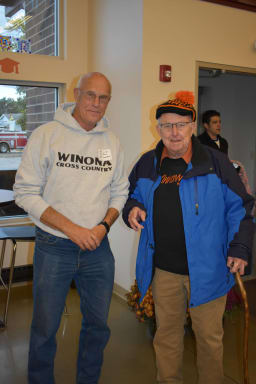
[14,72,129,384]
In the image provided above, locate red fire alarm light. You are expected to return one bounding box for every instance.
[159,65,171,82]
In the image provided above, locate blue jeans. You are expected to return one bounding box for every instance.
[28,227,115,384]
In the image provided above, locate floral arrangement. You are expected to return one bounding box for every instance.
[126,280,154,323]
[126,280,242,324]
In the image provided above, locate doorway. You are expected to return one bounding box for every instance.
[196,62,256,278]
[197,63,256,196]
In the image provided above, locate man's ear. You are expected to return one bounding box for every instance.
[74,88,80,102]
[203,122,208,131]
[156,124,161,136]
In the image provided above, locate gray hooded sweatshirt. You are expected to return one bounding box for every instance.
[14,103,129,238]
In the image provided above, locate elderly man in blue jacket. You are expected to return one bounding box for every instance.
[122,92,254,384]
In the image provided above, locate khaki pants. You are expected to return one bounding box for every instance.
[152,268,227,384]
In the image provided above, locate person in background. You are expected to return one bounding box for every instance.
[198,109,228,154]
[14,72,129,384]
[198,111,252,205]
[122,92,254,384]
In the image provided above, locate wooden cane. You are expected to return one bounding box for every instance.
[235,272,250,384]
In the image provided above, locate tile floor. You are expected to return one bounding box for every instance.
[0,284,255,384]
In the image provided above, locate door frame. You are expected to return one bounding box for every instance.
[195,61,256,117]
[195,61,256,280]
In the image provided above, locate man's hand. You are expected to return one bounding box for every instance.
[227,256,248,275]
[67,225,107,251]
[40,206,119,251]
[65,225,101,251]
[128,207,146,231]
[91,224,107,244]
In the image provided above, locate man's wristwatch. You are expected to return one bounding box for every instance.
[99,221,110,233]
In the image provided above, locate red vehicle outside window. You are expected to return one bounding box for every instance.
[0,131,28,153]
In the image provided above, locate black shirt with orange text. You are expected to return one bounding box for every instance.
[153,157,189,275]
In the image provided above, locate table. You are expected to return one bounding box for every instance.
[0,220,35,329]
[0,189,14,204]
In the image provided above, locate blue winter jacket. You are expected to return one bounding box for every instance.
[123,136,254,308]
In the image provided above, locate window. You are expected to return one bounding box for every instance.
[0,83,58,171]
[0,0,58,56]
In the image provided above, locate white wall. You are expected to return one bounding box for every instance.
[141,0,256,150]
[198,72,256,195]
[88,0,143,290]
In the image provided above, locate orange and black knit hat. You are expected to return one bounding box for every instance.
[156,91,196,121]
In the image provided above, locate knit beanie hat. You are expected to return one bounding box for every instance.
[156,91,196,121]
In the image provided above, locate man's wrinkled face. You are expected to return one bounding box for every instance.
[204,115,221,139]
[156,113,194,158]
[73,74,111,131]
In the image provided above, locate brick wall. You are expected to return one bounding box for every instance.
[25,0,56,56]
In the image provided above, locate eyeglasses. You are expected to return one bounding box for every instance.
[78,90,110,105]
[159,122,191,131]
